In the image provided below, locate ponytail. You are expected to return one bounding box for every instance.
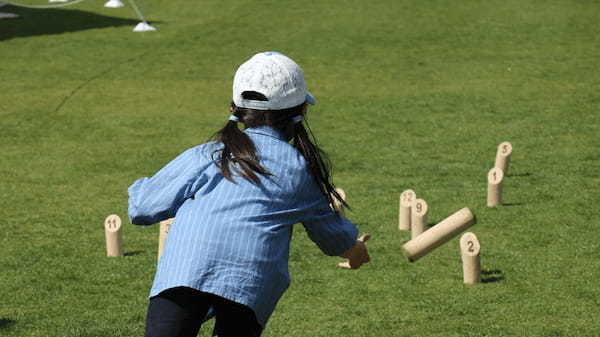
[293,121,349,211]
[213,111,271,184]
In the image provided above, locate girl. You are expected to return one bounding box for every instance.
[128,51,370,337]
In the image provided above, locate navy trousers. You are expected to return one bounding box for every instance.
[144,287,263,337]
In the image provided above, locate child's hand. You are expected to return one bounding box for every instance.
[338,233,371,269]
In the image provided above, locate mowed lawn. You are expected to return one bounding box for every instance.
[1,1,599,336]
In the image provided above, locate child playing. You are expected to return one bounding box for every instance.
[128,51,370,337]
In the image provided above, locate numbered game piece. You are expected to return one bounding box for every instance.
[487,167,504,207]
[158,218,174,260]
[460,232,481,285]
[402,207,476,262]
[104,215,123,257]
[494,141,513,175]
[399,189,416,231]
[411,199,428,239]
[332,187,346,215]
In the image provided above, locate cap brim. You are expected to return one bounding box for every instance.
[306,92,316,105]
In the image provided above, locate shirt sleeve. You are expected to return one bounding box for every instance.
[301,203,359,256]
[297,169,359,256]
[127,144,213,226]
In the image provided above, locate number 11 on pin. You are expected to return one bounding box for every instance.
[104,214,123,257]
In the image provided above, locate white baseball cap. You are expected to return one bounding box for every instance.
[232,51,316,110]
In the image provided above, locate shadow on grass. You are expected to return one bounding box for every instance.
[426,219,441,228]
[481,269,504,283]
[0,318,15,329]
[0,5,144,41]
[503,202,524,207]
[507,172,531,178]
[124,250,143,257]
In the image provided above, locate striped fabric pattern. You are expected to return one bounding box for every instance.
[128,126,358,326]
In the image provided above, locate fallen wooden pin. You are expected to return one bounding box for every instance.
[402,207,476,262]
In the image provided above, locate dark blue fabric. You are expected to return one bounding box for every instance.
[144,287,262,337]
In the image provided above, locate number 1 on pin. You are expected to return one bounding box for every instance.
[487,167,504,207]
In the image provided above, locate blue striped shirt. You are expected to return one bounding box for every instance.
[128,126,358,326]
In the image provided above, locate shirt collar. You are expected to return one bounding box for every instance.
[244,125,288,141]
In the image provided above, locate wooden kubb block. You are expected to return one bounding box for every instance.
[104,214,123,257]
[460,232,481,285]
[402,207,476,262]
[487,167,504,207]
[399,189,416,231]
[411,198,428,239]
[158,218,174,260]
[494,141,513,175]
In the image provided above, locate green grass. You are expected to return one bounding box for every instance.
[1,0,599,336]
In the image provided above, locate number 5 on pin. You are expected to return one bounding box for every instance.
[494,141,513,175]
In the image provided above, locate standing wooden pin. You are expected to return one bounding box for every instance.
[104,214,123,257]
[411,198,428,239]
[487,167,504,207]
[399,189,416,231]
[402,207,476,262]
[460,232,481,285]
[158,218,174,260]
[494,141,513,175]
[332,188,346,215]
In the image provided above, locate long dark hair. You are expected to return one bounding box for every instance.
[211,92,348,211]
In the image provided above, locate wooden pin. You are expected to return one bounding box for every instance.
[332,187,347,215]
[494,141,513,175]
[399,189,416,231]
[104,214,123,257]
[487,167,504,207]
[402,207,476,262]
[411,198,428,239]
[158,218,174,260]
[460,232,481,285]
